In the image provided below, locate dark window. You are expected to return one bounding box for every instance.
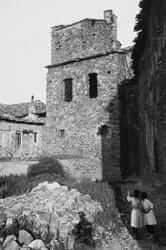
[64,78,73,102]
[55,41,61,50]
[88,73,98,98]
[34,132,37,143]
[60,129,65,137]
[16,132,21,147]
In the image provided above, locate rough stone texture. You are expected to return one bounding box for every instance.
[3,235,16,248]
[46,53,130,181]
[28,239,46,249]
[3,235,19,250]
[0,182,102,240]
[133,1,166,174]
[18,230,33,245]
[0,181,146,250]
[51,10,119,65]
[45,11,132,181]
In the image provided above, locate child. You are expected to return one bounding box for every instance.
[127,190,143,239]
[141,192,157,239]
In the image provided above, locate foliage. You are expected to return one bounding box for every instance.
[0,174,31,198]
[132,0,152,74]
[27,157,65,178]
[0,157,66,198]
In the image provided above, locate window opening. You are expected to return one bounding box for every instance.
[60,129,65,138]
[16,131,21,147]
[64,78,73,102]
[34,132,37,143]
[89,73,98,98]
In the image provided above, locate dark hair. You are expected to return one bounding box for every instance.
[133,189,140,198]
[141,192,148,200]
[78,211,85,217]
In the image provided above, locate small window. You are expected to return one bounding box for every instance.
[88,73,98,98]
[55,41,61,50]
[64,78,73,102]
[16,132,21,147]
[34,132,37,143]
[60,129,65,138]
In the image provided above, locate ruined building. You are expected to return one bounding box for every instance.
[132,0,166,176]
[0,97,46,159]
[45,10,132,181]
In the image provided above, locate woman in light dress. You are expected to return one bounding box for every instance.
[141,192,157,239]
[127,189,143,239]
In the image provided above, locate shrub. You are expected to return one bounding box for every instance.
[0,174,31,197]
[0,158,67,198]
[27,157,65,178]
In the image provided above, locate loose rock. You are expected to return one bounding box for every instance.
[28,239,46,249]
[18,230,33,245]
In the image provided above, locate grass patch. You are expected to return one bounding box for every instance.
[0,174,30,197]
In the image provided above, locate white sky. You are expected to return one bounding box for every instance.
[0,0,140,104]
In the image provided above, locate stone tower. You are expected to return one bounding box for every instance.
[45,10,131,181]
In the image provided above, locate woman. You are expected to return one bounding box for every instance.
[141,192,157,239]
[127,189,143,239]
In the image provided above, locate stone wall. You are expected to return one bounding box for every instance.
[0,121,44,159]
[46,52,131,181]
[119,79,139,177]
[45,10,132,181]
[135,1,166,174]
[51,10,120,65]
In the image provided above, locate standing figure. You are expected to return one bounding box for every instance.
[141,192,157,239]
[127,190,143,239]
[72,211,95,250]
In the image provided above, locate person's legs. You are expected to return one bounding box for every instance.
[132,227,139,239]
[146,225,159,241]
[146,225,152,234]
[149,225,159,241]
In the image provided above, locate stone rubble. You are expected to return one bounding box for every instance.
[0,181,102,249]
[0,181,159,249]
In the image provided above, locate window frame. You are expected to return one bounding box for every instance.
[88,73,98,98]
[64,78,73,102]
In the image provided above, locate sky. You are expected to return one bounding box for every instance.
[0,0,140,104]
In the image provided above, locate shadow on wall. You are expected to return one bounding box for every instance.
[99,79,139,182]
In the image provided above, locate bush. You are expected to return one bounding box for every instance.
[0,158,66,198]
[0,174,31,197]
[27,157,65,178]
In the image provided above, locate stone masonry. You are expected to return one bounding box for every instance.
[45,10,132,181]
[132,0,166,175]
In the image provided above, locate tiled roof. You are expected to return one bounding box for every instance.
[0,113,44,125]
[0,100,46,118]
